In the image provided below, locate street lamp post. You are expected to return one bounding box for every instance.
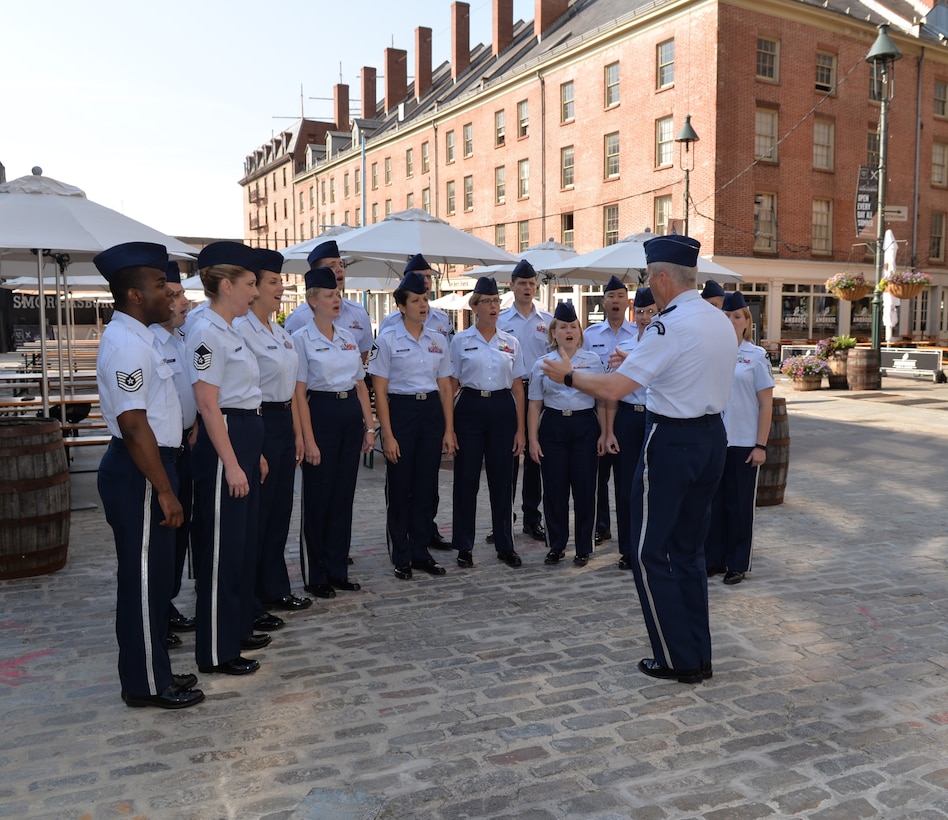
[866,24,902,353]
[675,115,700,236]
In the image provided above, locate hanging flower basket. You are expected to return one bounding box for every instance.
[881,271,932,300]
[885,282,925,299]
[834,285,870,301]
[825,272,866,300]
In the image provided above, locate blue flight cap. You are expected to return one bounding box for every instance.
[633,287,655,308]
[701,279,726,299]
[165,261,181,284]
[511,259,537,279]
[473,276,499,295]
[197,241,260,273]
[256,248,285,274]
[722,291,747,311]
[553,302,577,322]
[93,242,168,282]
[604,275,627,293]
[644,235,700,268]
[304,266,338,290]
[306,240,340,268]
[398,271,428,294]
[404,253,432,274]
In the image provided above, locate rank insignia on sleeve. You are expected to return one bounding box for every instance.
[116,369,144,392]
[368,344,379,362]
[648,321,666,336]
[193,343,213,371]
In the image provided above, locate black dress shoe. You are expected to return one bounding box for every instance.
[497,550,522,568]
[168,609,196,632]
[617,556,633,571]
[172,673,198,689]
[457,550,474,568]
[166,633,182,649]
[701,660,713,680]
[125,683,205,709]
[544,549,565,564]
[254,612,285,631]
[594,530,611,546]
[330,578,361,591]
[638,658,703,684]
[411,558,446,576]
[305,583,336,599]
[430,531,452,550]
[573,554,590,566]
[264,595,313,611]
[199,656,260,675]
[723,571,746,585]
[240,633,272,651]
[522,523,546,540]
[485,530,494,544]
[394,565,413,580]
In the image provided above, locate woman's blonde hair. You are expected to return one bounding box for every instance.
[200,264,251,299]
[733,306,754,342]
[547,317,584,349]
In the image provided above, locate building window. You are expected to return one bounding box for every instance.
[385,199,392,216]
[421,141,430,173]
[372,202,379,223]
[309,217,315,237]
[931,212,946,261]
[344,173,350,197]
[406,148,414,178]
[354,169,361,195]
[282,167,287,186]
[299,191,305,212]
[757,38,779,81]
[518,220,530,252]
[755,109,778,162]
[605,62,620,107]
[495,166,506,204]
[344,210,350,225]
[495,110,506,147]
[329,180,335,203]
[446,181,456,215]
[517,159,529,198]
[754,193,777,252]
[517,100,529,138]
[464,175,474,210]
[655,116,674,167]
[371,162,378,190]
[422,188,431,214]
[406,192,414,209]
[495,223,506,248]
[561,146,575,188]
[813,119,835,170]
[561,212,574,248]
[936,81,948,118]
[604,132,620,178]
[657,39,674,89]
[560,81,574,122]
[309,186,315,208]
[654,195,672,236]
[815,52,837,93]
[384,157,392,185]
[812,199,833,255]
[446,130,456,163]
[934,143,948,186]
[463,123,473,157]
[354,207,361,226]
[867,130,880,169]
[603,205,620,246]
[321,180,327,204]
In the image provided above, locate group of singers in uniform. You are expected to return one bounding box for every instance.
[95,232,774,708]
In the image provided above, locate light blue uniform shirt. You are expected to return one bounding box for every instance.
[583,319,637,370]
[616,291,736,418]
[98,311,183,447]
[378,305,454,339]
[450,325,526,390]
[150,323,198,427]
[529,348,603,411]
[723,340,775,446]
[284,298,374,353]
[614,334,649,406]
[185,308,262,410]
[293,323,365,392]
[498,303,553,376]
[236,312,298,403]
[368,322,452,394]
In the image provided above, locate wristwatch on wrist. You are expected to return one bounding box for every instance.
[564,370,574,388]
[754,443,767,451]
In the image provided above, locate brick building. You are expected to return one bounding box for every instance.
[240,0,948,344]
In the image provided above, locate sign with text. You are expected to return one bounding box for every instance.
[880,347,943,379]
[855,165,878,238]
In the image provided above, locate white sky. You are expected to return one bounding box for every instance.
[1,0,534,240]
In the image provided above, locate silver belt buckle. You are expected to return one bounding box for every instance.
[561,408,573,417]
[415,393,427,400]
[337,391,349,399]
[479,390,491,398]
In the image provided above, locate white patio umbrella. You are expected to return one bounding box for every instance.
[465,238,581,309]
[430,292,471,310]
[882,229,900,344]
[280,224,405,285]
[0,168,197,415]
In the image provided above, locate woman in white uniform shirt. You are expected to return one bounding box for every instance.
[293,267,374,600]
[704,291,774,585]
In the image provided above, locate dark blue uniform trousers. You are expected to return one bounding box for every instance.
[595,451,617,536]
[631,413,726,672]
[704,446,759,573]
[171,438,193,600]
[98,438,179,697]
[191,413,263,668]
[452,388,517,554]
[255,407,296,606]
[511,379,542,528]
[300,392,362,586]
[613,403,646,561]
[537,408,598,556]
[385,393,444,567]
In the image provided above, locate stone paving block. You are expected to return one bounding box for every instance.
[809,797,879,818]
[771,785,834,815]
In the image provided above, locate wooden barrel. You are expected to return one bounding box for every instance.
[847,347,881,391]
[0,418,70,579]
[756,397,789,507]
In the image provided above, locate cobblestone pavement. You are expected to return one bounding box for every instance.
[3,374,948,819]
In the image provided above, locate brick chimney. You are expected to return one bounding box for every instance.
[493,0,513,57]
[416,27,432,101]
[535,0,569,40]
[384,48,408,113]
[333,84,350,131]
[361,67,377,120]
[452,2,470,81]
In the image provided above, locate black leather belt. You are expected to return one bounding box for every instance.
[646,412,720,425]
[389,392,437,401]
[619,403,646,413]
[307,389,354,399]
[462,387,510,398]
[221,407,262,416]
[261,400,292,412]
[544,407,595,417]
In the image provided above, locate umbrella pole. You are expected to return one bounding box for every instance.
[34,252,50,417]
[52,255,71,424]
